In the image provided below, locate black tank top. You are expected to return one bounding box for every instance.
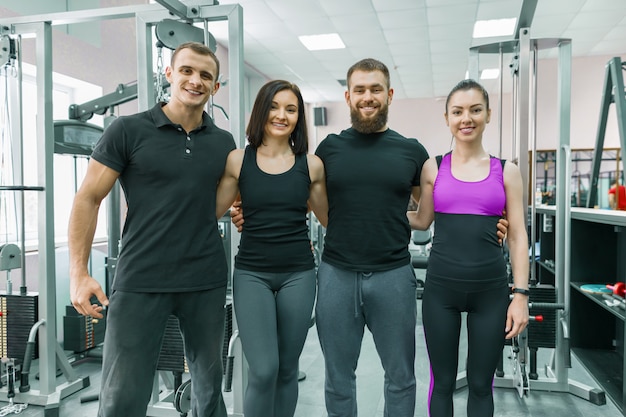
[235,146,315,272]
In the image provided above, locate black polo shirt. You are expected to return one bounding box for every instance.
[91,103,236,292]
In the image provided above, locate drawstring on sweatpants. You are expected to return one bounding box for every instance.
[354,272,372,317]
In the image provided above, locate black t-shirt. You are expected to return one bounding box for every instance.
[235,146,314,272]
[315,127,429,271]
[91,103,236,292]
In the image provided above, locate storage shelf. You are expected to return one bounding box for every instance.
[571,282,626,321]
[538,207,626,414]
[536,205,626,227]
[573,347,623,413]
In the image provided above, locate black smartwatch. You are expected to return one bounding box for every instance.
[512,287,530,296]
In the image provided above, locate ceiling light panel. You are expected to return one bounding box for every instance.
[298,33,346,51]
[480,68,500,79]
[472,18,517,38]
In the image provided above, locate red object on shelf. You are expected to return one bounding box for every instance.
[606,282,626,297]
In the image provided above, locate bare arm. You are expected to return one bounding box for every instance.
[216,149,244,218]
[307,154,328,227]
[406,158,436,230]
[68,159,119,318]
[502,161,530,339]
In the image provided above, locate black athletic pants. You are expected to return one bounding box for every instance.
[422,279,509,417]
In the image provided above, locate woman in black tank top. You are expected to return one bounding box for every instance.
[216,80,328,417]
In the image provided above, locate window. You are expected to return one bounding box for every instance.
[0,62,105,249]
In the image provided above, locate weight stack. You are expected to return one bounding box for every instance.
[157,315,186,373]
[0,293,39,362]
[156,301,234,375]
[528,284,557,348]
[223,300,233,374]
[63,305,106,353]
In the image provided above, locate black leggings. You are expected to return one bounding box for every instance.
[422,279,509,417]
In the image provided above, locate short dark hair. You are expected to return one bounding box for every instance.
[246,80,309,154]
[171,41,220,81]
[445,79,490,113]
[347,58,391,89]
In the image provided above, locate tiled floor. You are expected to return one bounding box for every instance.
[7,313,622,416]
[4,270,622,417]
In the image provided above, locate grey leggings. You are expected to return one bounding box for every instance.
[233,268,316,417]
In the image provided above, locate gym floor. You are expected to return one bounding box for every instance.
[8,269,623,417]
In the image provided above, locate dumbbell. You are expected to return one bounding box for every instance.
[607,282,626,297]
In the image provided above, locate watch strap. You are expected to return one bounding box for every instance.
[512,287,530,296]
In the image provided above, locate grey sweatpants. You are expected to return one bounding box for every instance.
[315,261,417,417]
[98,288,227,417]
[233,267,316,417]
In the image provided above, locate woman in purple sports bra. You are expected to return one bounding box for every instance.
[408,79,530,417]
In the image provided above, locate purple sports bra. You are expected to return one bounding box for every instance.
[433,153,506,216]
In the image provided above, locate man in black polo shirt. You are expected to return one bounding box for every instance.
[68,42,235,417]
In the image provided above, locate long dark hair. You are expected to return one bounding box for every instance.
[246,80,308,155]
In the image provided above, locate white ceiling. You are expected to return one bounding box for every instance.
[207,0,626,103]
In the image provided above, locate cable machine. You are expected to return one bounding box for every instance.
[458,0,605,406]
[0,1,245,416]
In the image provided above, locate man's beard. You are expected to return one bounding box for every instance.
[350,104,389,134]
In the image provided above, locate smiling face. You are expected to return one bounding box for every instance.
[264,89,299,140]
[445,87,491,143]
[165,47,220,110]
[345,69,393,134]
